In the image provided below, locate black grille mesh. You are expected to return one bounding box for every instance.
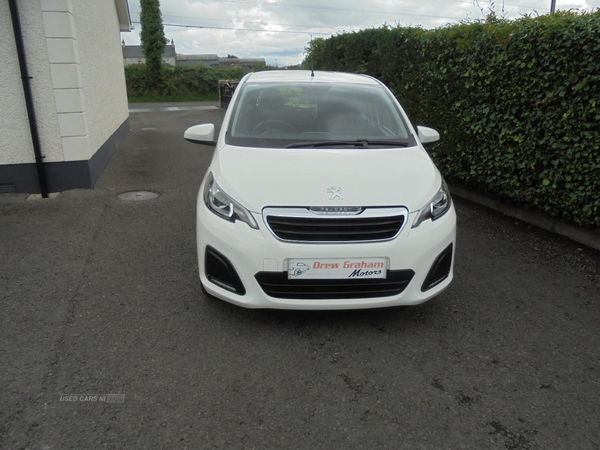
[255,270,414,299]
[266,215,405,242]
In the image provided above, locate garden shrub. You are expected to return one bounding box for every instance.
[125,64,247,97]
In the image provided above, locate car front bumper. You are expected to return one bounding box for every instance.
[196,194,457,310]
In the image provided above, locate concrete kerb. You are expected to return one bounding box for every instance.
[449,183,600,252]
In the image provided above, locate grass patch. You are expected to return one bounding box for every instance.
[128,94,219,103]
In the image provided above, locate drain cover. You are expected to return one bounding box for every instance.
[117,190,159,201]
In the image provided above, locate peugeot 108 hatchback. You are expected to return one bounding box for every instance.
[184,70,456,310]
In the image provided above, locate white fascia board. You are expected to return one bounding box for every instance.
[114,0,132,32]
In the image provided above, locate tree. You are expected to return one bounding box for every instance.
[139,0,166,89]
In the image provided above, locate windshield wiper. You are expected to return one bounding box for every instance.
[284,139,410,149]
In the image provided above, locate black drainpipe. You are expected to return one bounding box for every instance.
[9,0,49,198]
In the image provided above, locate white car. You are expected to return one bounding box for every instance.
[184,70,456,310]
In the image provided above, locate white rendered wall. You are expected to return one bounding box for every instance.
[0,0,129,166]
[0,3,33,165]
[41,0,89,161]
[71,0,129,161]
[0,1,63,165]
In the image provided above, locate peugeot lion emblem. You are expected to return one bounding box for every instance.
[328,186,343,200]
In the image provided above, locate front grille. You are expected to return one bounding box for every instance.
[255,270,414,300]
[264,207,407,243]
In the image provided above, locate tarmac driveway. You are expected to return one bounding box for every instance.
[1,102,599,449]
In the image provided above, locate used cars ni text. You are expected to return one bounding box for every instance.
[184,70,456,310]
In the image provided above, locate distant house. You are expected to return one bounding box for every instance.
[176,54,265,69]
[218,57,266,68]
[1,0,132,194]
[122,42,176,67]
[176,54,219,68]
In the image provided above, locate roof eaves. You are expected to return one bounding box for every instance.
[114,0,132,32]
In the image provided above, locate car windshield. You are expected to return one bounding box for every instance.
[225,81,415,149]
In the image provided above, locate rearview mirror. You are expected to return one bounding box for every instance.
[184,123,216,146]
[417,126,440,144]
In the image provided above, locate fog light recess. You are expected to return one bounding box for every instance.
[205,246,246,295]
[421,244,453,292]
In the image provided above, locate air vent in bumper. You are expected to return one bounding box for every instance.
[421,244,453,292]
[255,270,414,299]
[205,246,246,295]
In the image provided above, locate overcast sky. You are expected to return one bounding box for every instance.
[120,0,600,67]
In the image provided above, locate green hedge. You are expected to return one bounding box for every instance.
[305,12,600,228]
[124,64,248,97]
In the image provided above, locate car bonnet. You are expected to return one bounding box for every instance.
[210,145,441,213]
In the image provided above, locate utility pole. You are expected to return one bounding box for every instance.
[550,0,556,12]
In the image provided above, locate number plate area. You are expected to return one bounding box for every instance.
[288,258,387,280]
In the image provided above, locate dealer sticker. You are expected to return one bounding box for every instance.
[288,258,387,280]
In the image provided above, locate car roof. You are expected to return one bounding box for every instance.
[244,70,381,86]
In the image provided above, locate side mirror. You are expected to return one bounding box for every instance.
[417,126,440,144]
[184,123,216,146]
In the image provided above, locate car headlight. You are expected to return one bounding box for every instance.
[203,172,259,229]
[412,179,452,228]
